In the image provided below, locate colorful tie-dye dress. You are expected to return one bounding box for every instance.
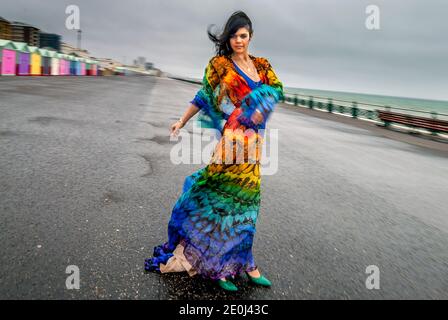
[144,54,284,280]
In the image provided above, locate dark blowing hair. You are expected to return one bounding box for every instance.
[207,11,253,56]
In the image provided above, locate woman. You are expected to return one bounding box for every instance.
[144,11,284,292]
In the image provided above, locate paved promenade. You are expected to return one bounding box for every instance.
[0,76,447,299]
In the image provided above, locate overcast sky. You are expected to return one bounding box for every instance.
[2,0,447,101]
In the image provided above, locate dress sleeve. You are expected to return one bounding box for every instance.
[189,57,225,132]
[263,58,284,102]
[190,57,220,110]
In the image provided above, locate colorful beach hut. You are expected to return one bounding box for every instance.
[69,55,77,75]
[38,48,52,75]
[85,59,98,76]
[63,55,71,75]
[80,58,86,76]
[91,62,98,76]
[85,59,91,76]
[57,53,64,75]
[75,57,82,75]
[0,40,16,76]
[13,41,30,76]
[49,50,59,76]
[28,46,42,76]
[58,53,69,75]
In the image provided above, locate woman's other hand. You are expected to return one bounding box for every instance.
[170,119,184,137]
[250,109,264,125]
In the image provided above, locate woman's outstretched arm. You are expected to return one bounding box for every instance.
[170,103,200,137]
[171,56,223,136]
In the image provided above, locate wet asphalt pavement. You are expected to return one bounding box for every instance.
[0,76,447,299]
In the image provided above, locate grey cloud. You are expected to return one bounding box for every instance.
[2,0,447,100]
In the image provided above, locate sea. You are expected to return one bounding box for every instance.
[284,87,448,118]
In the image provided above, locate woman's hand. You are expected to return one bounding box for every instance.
[170,119,184,137]
[250,109,264,125]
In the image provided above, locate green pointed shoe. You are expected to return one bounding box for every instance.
[245,271,272,287]
[218,279,238,292]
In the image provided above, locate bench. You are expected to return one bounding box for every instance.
[376,110,448,134]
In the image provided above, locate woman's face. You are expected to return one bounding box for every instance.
[229,27,251,54]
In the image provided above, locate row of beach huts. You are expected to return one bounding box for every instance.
[0,39,99,76]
